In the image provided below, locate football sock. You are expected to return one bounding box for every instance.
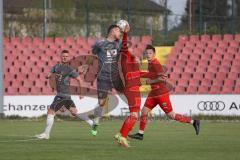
[139,114,148,134]
[120,114,137,138]
[174,113,192,124]
[44,114,54,135]
[93,106,103,124]
[77,113,93,127]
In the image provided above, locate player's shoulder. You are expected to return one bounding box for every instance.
[93,39,106,47]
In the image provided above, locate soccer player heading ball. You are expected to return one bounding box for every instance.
[128,45,200,141]
[89,22,125,136]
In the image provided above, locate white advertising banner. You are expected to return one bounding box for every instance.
[3,95,240,117]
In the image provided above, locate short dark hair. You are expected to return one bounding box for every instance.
[107,24,120,35]
[61,50,69,54]
[146,44,155,53]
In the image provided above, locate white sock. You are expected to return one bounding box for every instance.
[139,130,144,134]
[44,114,55,135]
[77,113,93,127]
[93,106,103,124]
[191,120,194,124]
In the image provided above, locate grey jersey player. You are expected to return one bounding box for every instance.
[90,24,125,136]
[35,50,93,139]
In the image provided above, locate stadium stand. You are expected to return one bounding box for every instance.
[4,36,151,95]
[4,34,239,95]
[166,34,240,94]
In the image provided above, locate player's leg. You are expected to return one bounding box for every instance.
[115,90,141,147]
[93,79,110,125]
[128,96,156,140]
[35,96,62,139]
[159,94,200,135]
[67,101,94,128]
[115,111,138,148]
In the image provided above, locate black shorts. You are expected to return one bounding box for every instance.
[50,96,76,112]
[97,78,124,99]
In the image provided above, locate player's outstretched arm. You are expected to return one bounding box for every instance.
[146,74,167,84]
[76,76,84,99]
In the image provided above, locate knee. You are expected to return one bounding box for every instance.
[167,111,175,119]
[99,99,107,107]
[70,108,78,116]
[47,109,55,115]
[130,112,139,119]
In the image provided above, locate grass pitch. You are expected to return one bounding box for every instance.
[0,119,239,160]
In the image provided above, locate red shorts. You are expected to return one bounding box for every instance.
[124,86,141,113]
[144,93,173,114]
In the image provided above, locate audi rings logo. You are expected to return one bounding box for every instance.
[197,101,225,111]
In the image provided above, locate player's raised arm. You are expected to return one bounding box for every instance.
[75,76,84,99]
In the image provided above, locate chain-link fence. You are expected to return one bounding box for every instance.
[3,0,240,45]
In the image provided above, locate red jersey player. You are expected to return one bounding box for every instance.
[128,45,200,141]
[114,24,143,148]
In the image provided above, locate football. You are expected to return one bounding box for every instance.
[116,19,130,32]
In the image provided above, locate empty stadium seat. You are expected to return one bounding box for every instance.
[201,34,210,42]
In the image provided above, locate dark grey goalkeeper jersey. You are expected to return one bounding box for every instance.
[50,63,79,98]
[92,39,121,80]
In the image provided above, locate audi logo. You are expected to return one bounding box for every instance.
[197,101,225,111]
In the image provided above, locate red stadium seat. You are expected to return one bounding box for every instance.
[193,72,204,80]
[66,37,75,44]
[187,86,198,94]
[195,42,207,49]
[209,85,221,94]
[189,79,200,86]
[184,66,196,73]
[218,40,228,48]
[223,34,233,41]
[204,72,215,79]
[196,65,207,73]
[178,35,188,42]
[190,35,199,42]
[201,34,210,42]
[234,34,240,41]
[6,87,18,95]
[177,79,189,86]
[228,72,238,80]
[44,37,54,44]
[201,79,212,87]
[216,72,227,80]
[55,37,65,45]
[174,86,186,94]
[170,72,181,80]
[182,47,192,55]
[18,87,30,94]
[181,72,192,79]
[173,67,184,73]
[186,60,198,68]
[185,41,195,49]
[229,40,239,48]
[212,35,222,42]
[198,86,209,94]
[207,42,217,49]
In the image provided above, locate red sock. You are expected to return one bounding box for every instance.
[139,115,148,132]
[174,113,192,123]
[120,115,137,138]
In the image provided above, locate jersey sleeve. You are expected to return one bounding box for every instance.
[69,69,80,78]
[121,32,128,51]
[140,71,156,78]
[50,64,57,73]
[92,41,101,55]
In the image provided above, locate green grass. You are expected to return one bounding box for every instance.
[0,119,240,160]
